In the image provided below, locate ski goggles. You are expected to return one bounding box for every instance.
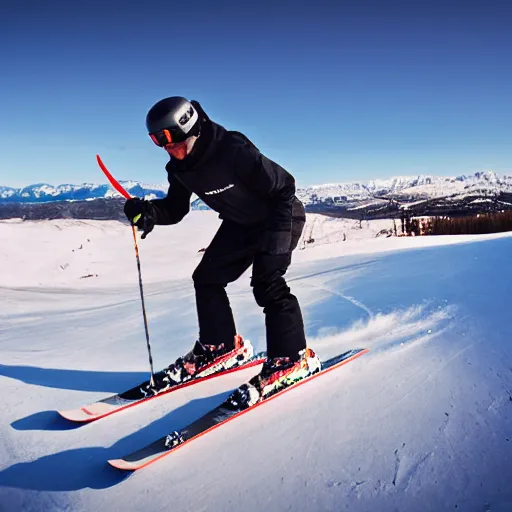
[149,127,188,147]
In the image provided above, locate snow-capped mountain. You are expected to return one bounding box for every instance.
[0,182,168,203]
[1,170,512,221]
[296,171,512,205]
[1,171,510,205]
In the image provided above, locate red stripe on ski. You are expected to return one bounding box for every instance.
[58,357,265,423]
[108,348,369,471]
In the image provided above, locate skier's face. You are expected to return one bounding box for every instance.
[164,136,197,160]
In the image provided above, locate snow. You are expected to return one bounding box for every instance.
[470,198,495,204]
[0,188,17,199]
[1,212,512,511]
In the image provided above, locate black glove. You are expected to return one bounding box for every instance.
[123,198,156,239]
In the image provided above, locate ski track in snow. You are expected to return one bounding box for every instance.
[299,281,374,319]
[1,214,512,512]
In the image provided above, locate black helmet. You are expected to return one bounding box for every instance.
[146,96,201,146]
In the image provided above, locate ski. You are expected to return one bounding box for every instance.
[58,353,266,423]
[108,348,369,471]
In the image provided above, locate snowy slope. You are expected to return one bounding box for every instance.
[1,212,512,512]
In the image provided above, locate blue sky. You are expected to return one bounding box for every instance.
[1,0,511,188]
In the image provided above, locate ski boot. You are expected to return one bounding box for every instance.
[228,347,321,409]
[143,335,254,396]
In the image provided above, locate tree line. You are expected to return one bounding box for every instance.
[400,210,512,236]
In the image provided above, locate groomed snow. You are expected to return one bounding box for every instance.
[1,212,511,511]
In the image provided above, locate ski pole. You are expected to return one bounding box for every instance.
[96,155,156,388]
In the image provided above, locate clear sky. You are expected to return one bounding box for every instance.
[1,0,511,188]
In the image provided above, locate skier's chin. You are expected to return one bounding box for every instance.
[165,144,188,160]
[165,136,198,160]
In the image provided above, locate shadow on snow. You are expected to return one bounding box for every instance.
[0,363,147,393]
[0,391,230,491]
[12,410,86,432]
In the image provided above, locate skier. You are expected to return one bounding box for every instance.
[124,97,320,399]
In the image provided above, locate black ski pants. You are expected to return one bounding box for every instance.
[192,217,306,360]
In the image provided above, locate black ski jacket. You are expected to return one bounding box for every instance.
[149,101,304,254]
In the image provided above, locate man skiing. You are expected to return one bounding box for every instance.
[124,96,320,400]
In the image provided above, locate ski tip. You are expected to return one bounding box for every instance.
[350,347,370,359]
[57,409,95,423]
[108,458,141,471]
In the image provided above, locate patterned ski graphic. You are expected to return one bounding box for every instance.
[108,348,369,470]
[58,354,265,423]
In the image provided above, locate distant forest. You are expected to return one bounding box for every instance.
[402,211,512,236]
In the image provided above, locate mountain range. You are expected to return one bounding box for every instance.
[1,170,512,220]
